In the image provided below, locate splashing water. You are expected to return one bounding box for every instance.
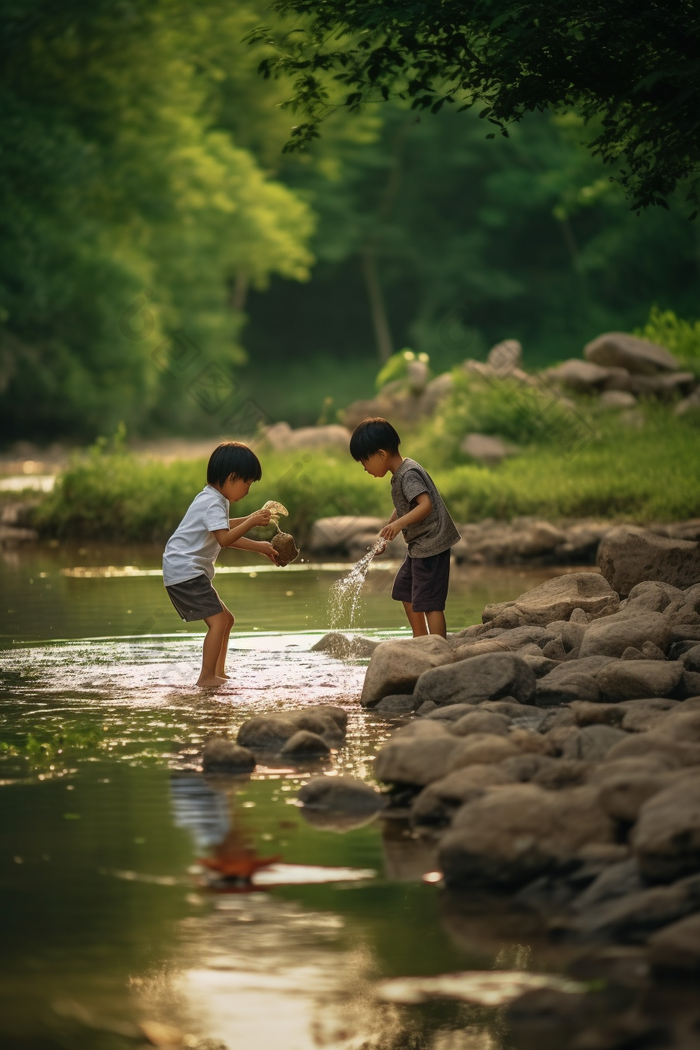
[328,539,385,628]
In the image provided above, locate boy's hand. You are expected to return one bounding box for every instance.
[380,521,401,542]
[258,541,281,565]
[247,508,272,528]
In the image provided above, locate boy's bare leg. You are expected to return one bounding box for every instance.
[215,604,235,678]
[198,609,233,688]
[403,601,428,637]
[425,610,447,638]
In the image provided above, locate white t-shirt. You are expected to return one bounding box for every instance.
[162,486,230,586]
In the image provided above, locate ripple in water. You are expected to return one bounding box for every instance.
[328,539,385,628]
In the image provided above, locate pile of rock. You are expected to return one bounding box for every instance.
[361,567,700,965]
[307,514,700,569]
[202,704,348,770]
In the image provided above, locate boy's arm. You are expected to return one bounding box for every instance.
[228,535,280,564]
[380,493,432,541]
[212,508,271,548]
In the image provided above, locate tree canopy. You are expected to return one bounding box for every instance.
[250,0,700,213]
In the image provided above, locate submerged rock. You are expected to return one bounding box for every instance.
[202,737,256,774]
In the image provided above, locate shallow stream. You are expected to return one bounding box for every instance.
[0,542,580,1050]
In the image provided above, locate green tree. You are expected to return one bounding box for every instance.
[250,0,700,212]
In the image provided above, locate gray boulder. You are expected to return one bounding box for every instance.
[545,358,613,391]
[596,659,683,701]
[620,697,681,732]
[560,724,627,763]
[450,710,511,737]
[410,764,514,826]
[487,338,522,373]
[460,433,517,466]
[310,632,380,659]
[570,880,700,942]
[448,733,520,770]
[280,730,331,758]
[632,781,700,881]
[360,635,453,707]
[202,737,256,774]
[605,731,700,767]
[598,528,700,596]
[412,652,536,708]
[626,580,685,612]
[374,733,464,786]
[373,694,418,715]
[307,515,385,553]
[439,784,614,888]
[483,572,619,628]
[584,331,680,374]
[649,912,700,971]
[536,672,601,706]
[579,611,670,659]
[298,775,387,816]
[237,715,302,750]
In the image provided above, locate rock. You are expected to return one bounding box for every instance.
[373,695,417,715]
[570,879,700,942]
[448,733,520,770]
[619,697,681,732]
[202,737,256,774]
[450,711,511,737]
[412,652,536,708]
[460,433,517,466]
[533,760,591,790]
[629,371,695,397]
[649,912,700,971]
[452,639,511,661]
[655,708,700,743]
[309,704,349,732]
[374,734,464,786]
[596,659,684,701]
[626,580,686,613]
[561,724,628,763]
[308,515,386,554]
[415,700,437,716]
[572,859,644,913]
[487,338,522,373]
[510,522,567,558]
[439,785,614,888]
[632,781,700,881]
[675,387,700,417]
[291,711,346,746]
[422,703,477,722]
[237,715,302,750]
[298,775,387,815]
[480,699,544,719]
[490,625,554,649]
[680,644,700,673]
[483,572,619,628]
[599,390,637,409]
[605,731,700,767]
[521,654,560,678]
[571,701,625,727]
[271,530,299,566]
[280,730,331,757]
[264,422,351,452]
[546,655,617,680]
[536,672,602,706]
[579,611,670,659]
[410,765,515,826]
[597,527,700,596]
[310,632,380,659]
[360,635,453,708]
[545,358,613,391]
[421,372,454,413]
[584,332,680,374]
[597,769,675,823]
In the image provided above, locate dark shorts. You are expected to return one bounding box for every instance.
[165,573,225,622]
[391,549,451,612]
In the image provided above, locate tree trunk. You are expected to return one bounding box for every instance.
[361,247,393,363]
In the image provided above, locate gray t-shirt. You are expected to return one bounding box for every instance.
[390,458,461,558]
[162,486,230,585]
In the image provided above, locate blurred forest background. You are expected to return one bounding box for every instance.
[2,0,699,443]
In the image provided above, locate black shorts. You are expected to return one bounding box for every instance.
[165,573,225,621]
[391,549,451,613]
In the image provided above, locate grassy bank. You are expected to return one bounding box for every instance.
[33,404,700,543]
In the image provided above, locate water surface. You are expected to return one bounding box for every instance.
[0,543,580,1050]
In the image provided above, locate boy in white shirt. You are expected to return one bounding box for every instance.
[163,441,278,687]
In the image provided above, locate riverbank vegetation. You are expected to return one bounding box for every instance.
[34,393,700,543]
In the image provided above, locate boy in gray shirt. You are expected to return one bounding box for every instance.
[350,417,460,637]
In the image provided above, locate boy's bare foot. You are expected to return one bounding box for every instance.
[196,674,228,689]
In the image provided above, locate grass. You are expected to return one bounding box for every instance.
[34,400,700,543]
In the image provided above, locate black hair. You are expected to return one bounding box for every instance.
[207,441,262,486]
[349,417,401,461]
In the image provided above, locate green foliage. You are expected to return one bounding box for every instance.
[0,724,104,771]
[635,306,700,375]
[254,0,700,212]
